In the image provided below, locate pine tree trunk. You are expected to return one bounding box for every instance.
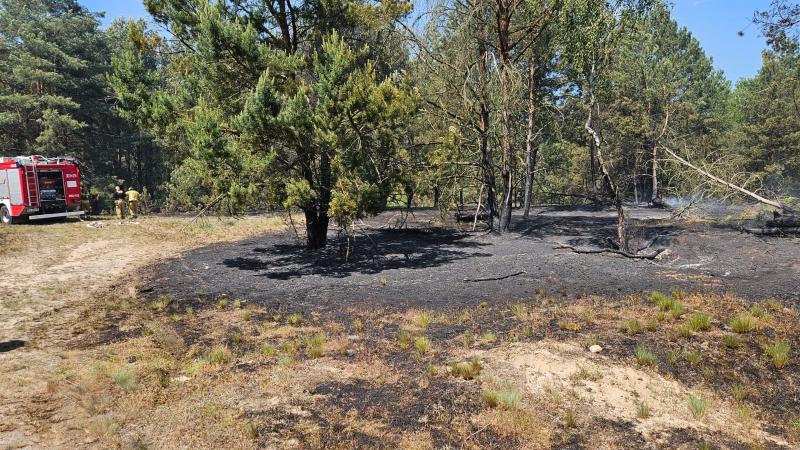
[523,58,536,220]
[475,3,498,231]
[304,208,329,249]
[497,0,513,232]
[585,64,628,252]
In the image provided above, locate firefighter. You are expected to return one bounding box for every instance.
[113,185,126,219]
[80,185,91,220]
[126,186,141,219]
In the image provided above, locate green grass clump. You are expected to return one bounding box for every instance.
[242,311,251,321]
[510,303,528,320]
[417,312,433,329]
[110,370,138,392]
[287,313,303,325]
[730,315,756,333]
[203,345,233,364]
[687,393,709,418]
[684,352,702,365]
[620,319,643,336]
[722,334,741,348]
[483,386,521,409]
[217,299,228,309]
[414,336,432,355]
[636,402,652,419]
[352,318,364,332]
[635,346,656,367]
[765,340,790,369]
[260,341,276,356]
[687,313,711,332]
[306,332,328,359]
[451,357,482,380]
[651,291,670,305]
[732,383,748,402]
[563,409,577,428]
[244,422,258,439]
[670,302,685,319]
[397,331,412,350]
[481,331,497,345]
[677,325,694,339]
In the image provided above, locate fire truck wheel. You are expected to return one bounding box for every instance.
[0,205,12,226]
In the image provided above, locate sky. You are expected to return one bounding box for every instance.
[82,0,776,85]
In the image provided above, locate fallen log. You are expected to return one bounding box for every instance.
[455,211,487,222]
[741,226,800,236]
[554,244,666,260]
[650,197,674,209]
[765,216,800,228]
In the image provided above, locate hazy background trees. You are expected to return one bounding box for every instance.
[1,0,798,242]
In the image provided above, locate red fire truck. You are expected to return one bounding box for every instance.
[0,155,85,225]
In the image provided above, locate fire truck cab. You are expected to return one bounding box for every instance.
[0,155,85,225]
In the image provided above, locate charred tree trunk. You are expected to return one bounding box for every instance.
[475,4,498,231]
[303,150,332,250]
[589,139,599,209]
[651,142,658,202]
[497,0,513,232]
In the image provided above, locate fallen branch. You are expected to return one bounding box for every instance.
[662,146,791,213]
[553,245,666,260]
[463,271,527,282]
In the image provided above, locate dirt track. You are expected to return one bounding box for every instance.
[144,206,800,315]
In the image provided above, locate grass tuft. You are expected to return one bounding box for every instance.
[451,357,482,380]
[722,333,741,348]
[636,402,652,419]
[398,331,412,350]
[687,393,709,418]
[620,319,643,336]
[287,313,303,325]
[483,386,521,409]
[635,346,656,367]
[110,370,138,392]
[730,315,756,333]
[687,313,711,331]
[765,340,790,369]
[414,336,432,355]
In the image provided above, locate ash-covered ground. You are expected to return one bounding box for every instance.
[143,205,800,313]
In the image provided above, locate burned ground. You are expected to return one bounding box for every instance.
[144,206,800,315]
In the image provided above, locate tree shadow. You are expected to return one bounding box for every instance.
[511,211,684,250]
[221,227,491,280]
[0,340,26,353]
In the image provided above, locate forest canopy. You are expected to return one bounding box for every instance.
[1,0,798,247]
